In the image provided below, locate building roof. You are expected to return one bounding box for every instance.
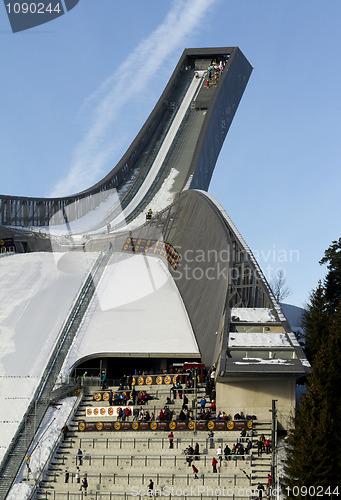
[58,252,199,379]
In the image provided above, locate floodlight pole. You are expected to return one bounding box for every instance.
[193,369,197,435]
[269,399,277,493]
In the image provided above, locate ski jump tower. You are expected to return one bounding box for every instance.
[0,47,309,432]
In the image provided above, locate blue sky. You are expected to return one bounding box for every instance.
[1,0,340,308]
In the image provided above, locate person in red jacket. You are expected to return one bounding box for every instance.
[264,438,270,454]
[192,464,199,479]
[168,431,174,449]
[212,457,218,473]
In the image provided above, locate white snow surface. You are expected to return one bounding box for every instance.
[0,252,97,461]
[7,396,77,500]
[6,482,33,500]
[300,358,311,368]
[229,332,290,347]
[48,188,121,236]
[287,331,301,347]
[120,167,180,231]
[234,358,293,365]
[231,308,277,323]
[58,252,199,381]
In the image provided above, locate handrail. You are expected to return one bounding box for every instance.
[27,390,84,500]
[56,453,252,469]
[43,470,251,483]
[78,436,261,449]
[34,492,253,500]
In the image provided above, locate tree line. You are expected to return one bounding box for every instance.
[282,237,341,499]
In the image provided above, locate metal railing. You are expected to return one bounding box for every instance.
[35,493,253,500]
[49,453,252,469]
[42,470,251,485]
[77,437,258,452]
[26,390,84,499]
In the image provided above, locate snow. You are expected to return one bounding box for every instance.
[287,331,301,347]
[57,252,199,382]
[229,332,290,347]
[6,482,33,500]
[0,253,97,461]
[300,358,311,368]
[276,437,287,498]
[120,167,180,231]
[231,308,277,323]
[49,188,121,236]
[234,358,293,365]
[7,396,77,500]
[36,164,183,240]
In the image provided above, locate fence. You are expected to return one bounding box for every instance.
[77,437,256,451]
[27,391,84,499]
[53,453,252,469]
[36,493,253,500]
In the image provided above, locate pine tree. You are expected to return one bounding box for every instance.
[282,299,341,499]
[320,237,341,312]
[302,282,331,363]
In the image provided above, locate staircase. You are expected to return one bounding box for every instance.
[31,381,273,499]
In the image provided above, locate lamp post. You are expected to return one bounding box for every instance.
[269,400,278,494]
[193,369,198,435]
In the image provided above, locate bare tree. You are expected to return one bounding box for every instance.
[270,269,292,303]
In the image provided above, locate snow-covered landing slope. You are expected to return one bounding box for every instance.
[0,252,97,461]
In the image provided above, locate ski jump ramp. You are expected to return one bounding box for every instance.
[0,48,309,480]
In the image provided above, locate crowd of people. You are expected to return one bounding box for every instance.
[98,364,212,391]
[94,365,262,428]
[203,58,227,89]
[71,359,271,498]
[257,433,271,455]
[63,449,88,495]
[107,387,154,407]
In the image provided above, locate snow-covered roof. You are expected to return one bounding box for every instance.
[230,307,277,323]
[229,332,291,348]
[58,253,199,380]
[234,358,293,365]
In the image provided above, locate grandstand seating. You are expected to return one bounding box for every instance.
[34,380,272,499]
